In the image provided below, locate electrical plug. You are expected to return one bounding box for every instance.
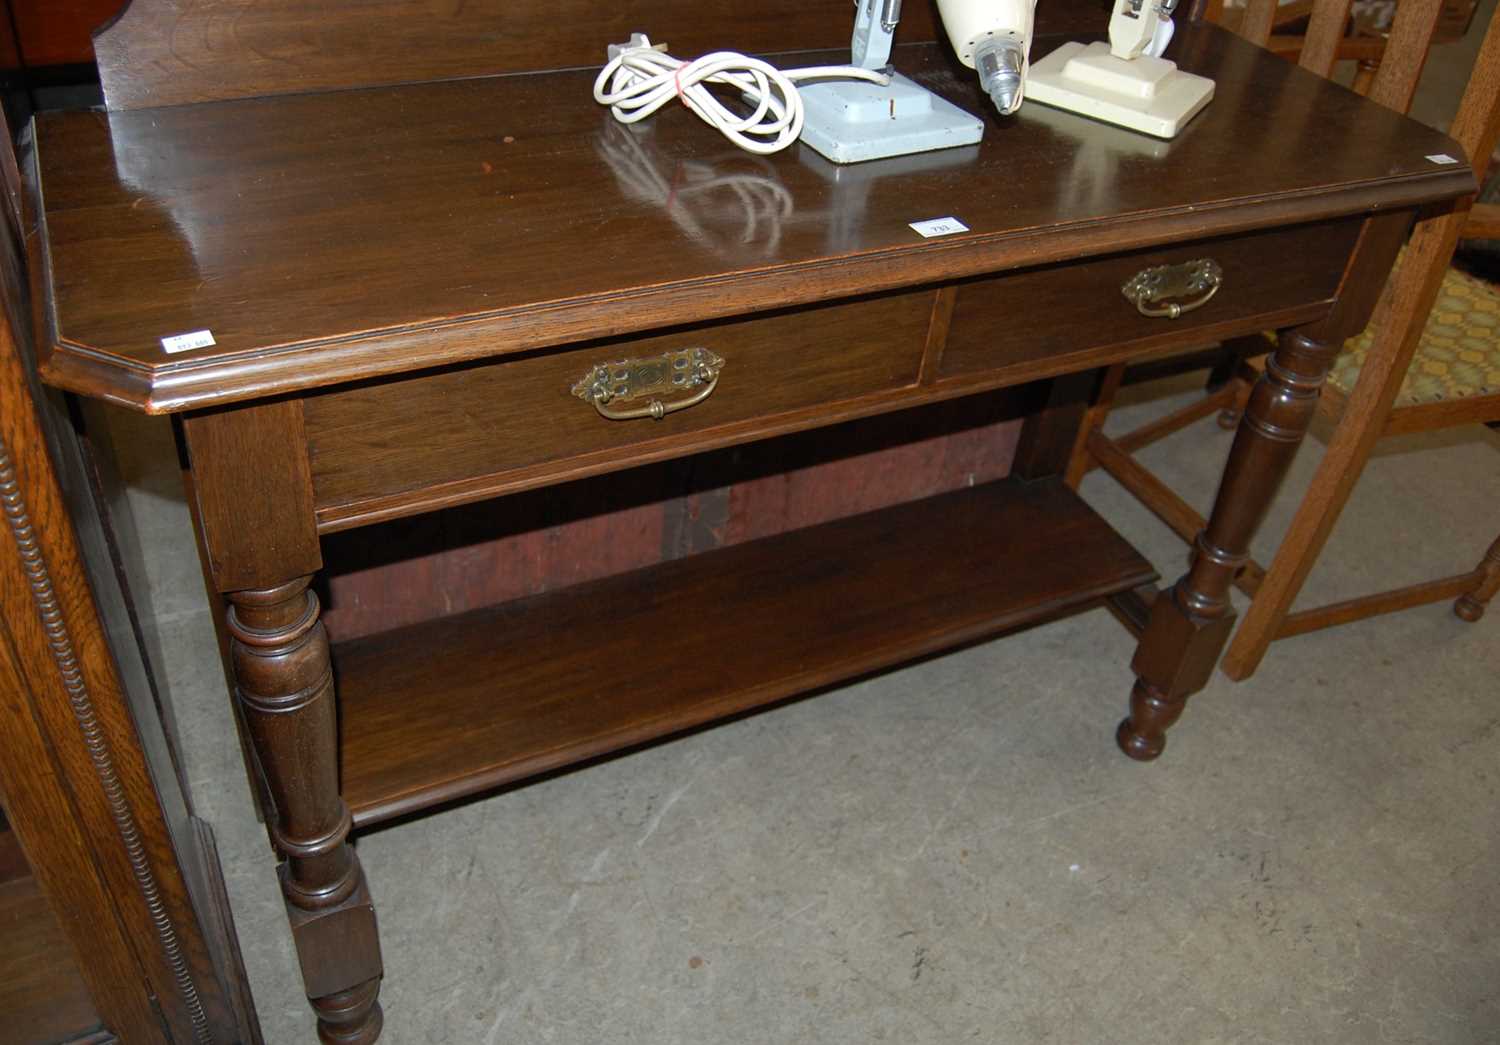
[607,33,668,62]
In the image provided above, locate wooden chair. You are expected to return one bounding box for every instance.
[1216,0,1479,90]
[1067,0,1500,678]
[1214,0,1390,81]
[1209,0,1500,231]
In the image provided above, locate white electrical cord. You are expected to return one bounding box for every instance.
[593,33,890,155]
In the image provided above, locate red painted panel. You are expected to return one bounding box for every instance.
[321,398,1024,643]
[11,0,121,67]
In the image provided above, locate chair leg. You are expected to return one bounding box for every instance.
[1454,534,1500,622]
[1204,343,1241,389]
[1221,202,1474,681]
[1216,364,1257,429]
[1064,363,1124,488]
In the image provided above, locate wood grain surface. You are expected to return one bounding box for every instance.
[296,210,1364,533]
[1220,8,1500,678]
[304,291,930,521]
[318,396,1022,642]
[941,218,1362,378]
[1366,0,1444,114]
[333,476,1156,826]
[7,0,121,67]
[181,400,321,593]
[33,28,1473,413]
[0,822,28,883]
[23,2,1477,1040]
[1291,0,1355,79]
[7,106,255,1043]
[93,0,944,109]
[0,876,105,1043]
[90,0,1116,110]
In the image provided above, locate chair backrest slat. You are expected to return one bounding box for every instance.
[1240,0,1279,45]
[1296,0,1355,78]
[1367,0,1446,114]
[1446,5,1500,181]
[1221,0,1443,119]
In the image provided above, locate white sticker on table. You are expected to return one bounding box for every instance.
[909,217,970,238]
[1426,154,1460,165]
[160,329,216,354]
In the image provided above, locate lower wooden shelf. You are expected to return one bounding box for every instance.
[335,477,1157,828]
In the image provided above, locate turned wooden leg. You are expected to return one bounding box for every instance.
[184,401,387,1040]
[228,577,383,1043]
[1455,535,1500,622]
[1119,327,1341,760]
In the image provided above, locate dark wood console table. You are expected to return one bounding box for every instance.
[21,5,1471,1038]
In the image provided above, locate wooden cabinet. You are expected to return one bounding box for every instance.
[0,113,257,1039]
[0,814,110,1043]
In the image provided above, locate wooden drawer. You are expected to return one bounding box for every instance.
[939,218,1364,381]
[304,289,933,528]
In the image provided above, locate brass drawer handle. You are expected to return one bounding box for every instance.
[1122,258,1223,319]
[571,347,725,421]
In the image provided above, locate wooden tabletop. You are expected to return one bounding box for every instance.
[30,26,1472,413]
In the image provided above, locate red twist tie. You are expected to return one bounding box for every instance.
[674,65,686,99]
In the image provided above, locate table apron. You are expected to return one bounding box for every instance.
[297,216,1362,532]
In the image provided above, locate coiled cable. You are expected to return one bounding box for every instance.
[593,34,889,155]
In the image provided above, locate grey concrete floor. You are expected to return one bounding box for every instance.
[101,21,1500,1043]
[109,371,1500,1045]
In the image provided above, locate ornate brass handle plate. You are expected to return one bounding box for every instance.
[571,347,725,421]
[1121,258,1223,319]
